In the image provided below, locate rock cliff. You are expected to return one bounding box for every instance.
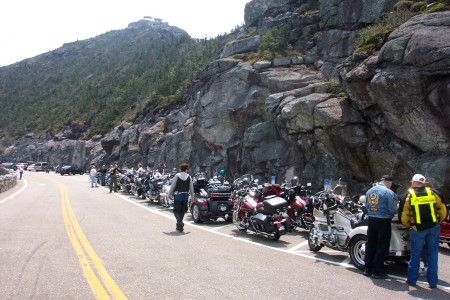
[2,0,449,199]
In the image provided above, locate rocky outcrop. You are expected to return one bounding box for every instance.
[337,12,450,193]
[220,36,261,58]
[244,0,288,27]
[319,0,397,28]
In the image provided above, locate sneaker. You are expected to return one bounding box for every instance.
[419,267,427,277]
[429,285,437,289]
[363,269,372,276]
[371,273,388,279]
[176,223,180,231]
[179,223,184,232]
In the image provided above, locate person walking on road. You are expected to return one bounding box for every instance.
[168,163,195,233]
[363,175,397,279]
[401,174,447,288]
[19,165,24,180]
[109,164,120,193]
[89,165,98,188]
[99,165,107,186]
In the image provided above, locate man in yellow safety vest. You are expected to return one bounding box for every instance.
[401,174,447,288]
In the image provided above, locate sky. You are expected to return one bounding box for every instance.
[0,0,251,67]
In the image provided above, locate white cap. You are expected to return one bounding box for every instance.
[411,174,426,184]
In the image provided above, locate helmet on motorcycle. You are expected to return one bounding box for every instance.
[290,176,299,187]
[219,169,225,176]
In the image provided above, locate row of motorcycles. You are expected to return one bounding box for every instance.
[116,169,173,208]
[114,169,413,270]
[230,175,411,270]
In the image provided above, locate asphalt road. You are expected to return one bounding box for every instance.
[1,172,449,300]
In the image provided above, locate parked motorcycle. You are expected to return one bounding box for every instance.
[130,173,147,199]
[157,177,173,208]
[284,182,315,231]
[440,203,450,247]
[233,187,291,241]
[144,171,165,203]
[308,192,410,270]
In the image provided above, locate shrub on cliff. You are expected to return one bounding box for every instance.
[354,9,415,54]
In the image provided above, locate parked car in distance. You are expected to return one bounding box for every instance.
[0,162,16,170]
[27,164,36,171]
[60,165,84,175]
[34,162,50,172]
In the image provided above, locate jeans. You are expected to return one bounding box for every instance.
[407,225,440,286]
[100,173,106,186]
[90,176,97,187]
[173,201,188,225]
[364,217,392,274]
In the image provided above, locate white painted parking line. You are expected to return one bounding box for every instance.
[296,250,341,253]
[288,240,308,252]
[341,257,351,265]
[211,223,235,231]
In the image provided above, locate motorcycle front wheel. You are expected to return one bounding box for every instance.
[232,210,248,231]
[158,194,165,206]
[349,235,367,270]
[308,227,323,252]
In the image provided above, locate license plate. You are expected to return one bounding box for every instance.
[220,205,227,211]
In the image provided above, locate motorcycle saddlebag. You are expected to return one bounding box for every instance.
[263,197,287,215]
[251,213,276,233]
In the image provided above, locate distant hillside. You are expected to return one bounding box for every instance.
[0,18,233,139]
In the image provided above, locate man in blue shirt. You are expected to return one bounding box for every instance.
[363,175,397,279]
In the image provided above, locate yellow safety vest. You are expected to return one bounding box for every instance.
[408,187,436,224]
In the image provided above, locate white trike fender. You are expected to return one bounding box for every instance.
[348,225,367,240]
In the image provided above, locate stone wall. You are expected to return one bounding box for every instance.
[0,168,17,193]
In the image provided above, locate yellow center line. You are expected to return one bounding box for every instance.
[59,183,127,300]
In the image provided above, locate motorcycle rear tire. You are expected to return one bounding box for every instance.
[269,231,281,241]
[192,204,204,223]
[349,235,367,270]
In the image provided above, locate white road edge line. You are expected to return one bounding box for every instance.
[0,178,28,204]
